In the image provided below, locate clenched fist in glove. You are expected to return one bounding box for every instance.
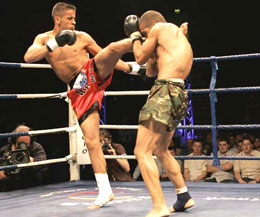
[46,30,76,52]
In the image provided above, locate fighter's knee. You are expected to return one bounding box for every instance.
[134,147,144,159]
[84,138,100,152]
[154,146,167,158]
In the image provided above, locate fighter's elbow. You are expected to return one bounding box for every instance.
[135,56,146,66]
[24,53,32,63]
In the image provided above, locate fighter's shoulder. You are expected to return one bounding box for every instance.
[35,31,53,39]
[75,30,94,40]
[150,22,172,35]
[32,31,53,44]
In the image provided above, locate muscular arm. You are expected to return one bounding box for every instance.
[131,26,159,65]
[24,34,49,63]
[146,55,158,77]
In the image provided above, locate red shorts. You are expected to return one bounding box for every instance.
[67,59,113,124]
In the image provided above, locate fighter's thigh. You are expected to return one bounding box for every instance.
[94,44,122,79]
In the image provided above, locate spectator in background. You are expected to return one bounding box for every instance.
[234,138,260,184]
[203,131,214,155]
[182,137,194,156]
[253,137,260,151]
[0,125,47,191]
[205,138,234,183]
[184,139,207,182]
[236,140,243,153]
[229,133,244,155]
[100,129,134,182]
[235,133,243,144]
[228,134,236,149]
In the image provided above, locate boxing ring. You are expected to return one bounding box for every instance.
[0,53,260,217]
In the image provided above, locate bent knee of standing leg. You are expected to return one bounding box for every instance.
[84,138,100,153]
[153,146,168,160]
[134,146,147,160]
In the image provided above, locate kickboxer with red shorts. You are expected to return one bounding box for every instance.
[24,2,142,209]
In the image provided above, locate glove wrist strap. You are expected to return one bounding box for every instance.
[46,38,59,52]
[131,35,143,44]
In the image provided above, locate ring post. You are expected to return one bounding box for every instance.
[209,57,220,167]
[68,85,80,181]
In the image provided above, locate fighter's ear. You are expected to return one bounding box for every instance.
[54,16,61,24]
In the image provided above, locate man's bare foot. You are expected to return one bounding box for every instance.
[87,193,115,210]
[169,198,195,212]
[145,208,170,217]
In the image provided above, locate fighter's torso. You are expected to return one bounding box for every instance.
[153,23,193,80]
[44,31,90,84]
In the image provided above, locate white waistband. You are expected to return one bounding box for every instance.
[168,78,184,84]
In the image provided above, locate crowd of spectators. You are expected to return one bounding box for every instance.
[105,130,260,184]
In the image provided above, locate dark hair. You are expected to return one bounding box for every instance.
[139,10,166,28]
[100,129,112,139]
[193,138,204,148]
[52,2,76,18]
[218,138,229,144]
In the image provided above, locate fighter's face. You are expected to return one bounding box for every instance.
[139,24,150,38]
[242,139,252,154]
[56,9,76,30]
[218,141,229,154]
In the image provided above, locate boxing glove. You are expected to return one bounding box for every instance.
[124,15,140,37]
[46,30,77,52]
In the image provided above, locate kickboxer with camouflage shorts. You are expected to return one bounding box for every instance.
[124,10,195,217]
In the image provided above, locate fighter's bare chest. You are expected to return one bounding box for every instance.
[49,46,81,59]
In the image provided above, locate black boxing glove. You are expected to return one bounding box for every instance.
[124,15,140,37]
[46,30,77,52]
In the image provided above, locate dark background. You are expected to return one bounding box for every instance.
[0,0,259,183]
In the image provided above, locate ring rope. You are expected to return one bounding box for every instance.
[0,126,76,139]
[0,154,74,170]
[104,86,260,96]
[0,92,67,99]
[1,153,258,171]
[1,86,260,100]
[0,62,52,68]
[0,53,259,69]
[100,124,260,130]
[104,155,260,160]
[193,53,260,63]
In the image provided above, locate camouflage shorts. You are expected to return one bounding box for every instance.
[139,79,188,131]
